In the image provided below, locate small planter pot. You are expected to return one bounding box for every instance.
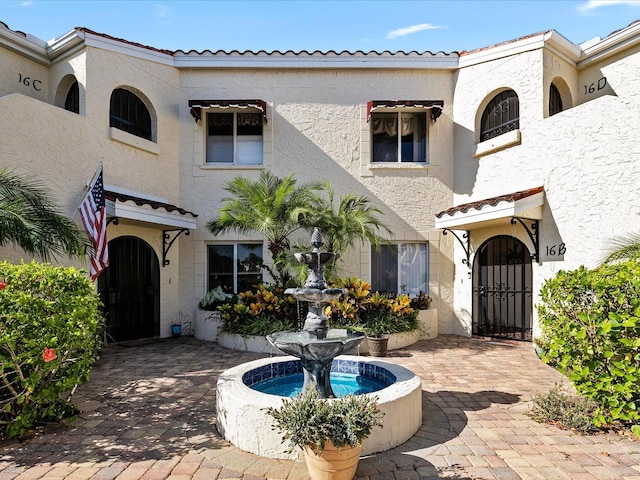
[171,324,182,337]
[366,335,389,357]
[303,441,362,480]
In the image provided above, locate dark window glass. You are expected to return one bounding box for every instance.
[207,244,263,293]
[480,90,519,142]
[549,83,563,117]
[64,80,79,114]
[372,112,427,163]
[109,88,152,141]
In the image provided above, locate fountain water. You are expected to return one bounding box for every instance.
[266,228,364,398]
[215,228,423,459]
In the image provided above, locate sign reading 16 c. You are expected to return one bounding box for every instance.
[18,73,42,91]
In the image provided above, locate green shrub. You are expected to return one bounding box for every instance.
[529,384,598,434]
[0,261,104,438]
[537,259,640,428]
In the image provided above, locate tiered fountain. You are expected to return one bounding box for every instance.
[266,228,364,398]
[215,229,422,459]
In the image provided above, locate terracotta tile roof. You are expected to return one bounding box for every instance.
[105,190,198,218]
[77,27,174,55]
[435,186,544,218]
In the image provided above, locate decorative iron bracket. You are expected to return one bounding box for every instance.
[442,228,471,266]
[106,217,120,226]
[163,228,190,266]
[510,217,539,261]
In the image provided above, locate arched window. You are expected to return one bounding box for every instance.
[64,80,79,114]
[480,90,519,142]
[109,88,152,141]
[549,83,563,116]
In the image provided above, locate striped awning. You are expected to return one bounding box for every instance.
[189,99,267,123]
[366,100,444,122]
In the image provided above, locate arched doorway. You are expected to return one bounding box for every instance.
[472,235,532,341]
[98,236,160,342]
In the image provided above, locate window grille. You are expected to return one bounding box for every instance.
[480,90,519,142]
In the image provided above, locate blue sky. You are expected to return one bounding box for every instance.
[2,0,640,53]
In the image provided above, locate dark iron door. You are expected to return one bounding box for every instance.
[98,236,160,342]
[472,235,532,341]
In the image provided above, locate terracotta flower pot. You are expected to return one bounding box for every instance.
[303,441,362,480]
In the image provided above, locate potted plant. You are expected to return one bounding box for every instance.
[264,387,384,480]
[409,290,437,340]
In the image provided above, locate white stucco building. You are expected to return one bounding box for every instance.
[1,19,638,343]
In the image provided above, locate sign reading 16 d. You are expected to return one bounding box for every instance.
[584,77,607,95]
[18,73,42,91]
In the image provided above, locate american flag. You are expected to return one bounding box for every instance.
[79,167,108,280]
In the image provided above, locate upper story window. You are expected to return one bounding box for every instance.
[480,90,519,142]
[549,83,563,116]
[206,112,263,165]
[207,243,263,293]
[371,112,426,163]
[371,243,429,295]
[110,88,152,141]
[64,80,79,114]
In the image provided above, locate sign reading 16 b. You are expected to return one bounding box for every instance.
[545,243,566,257]
[18,73,42,91]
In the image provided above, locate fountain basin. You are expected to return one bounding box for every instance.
[216,355,422,459]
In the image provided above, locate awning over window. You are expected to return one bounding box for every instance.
[367,100,444,123]
[105,189,198,230]
[435,186,544,230]
[189,99,267,123]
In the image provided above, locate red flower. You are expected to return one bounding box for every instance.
[42,348,57,363]
[0,281,6,290]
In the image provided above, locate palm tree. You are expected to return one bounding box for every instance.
[0,169,88,261]
[207,171,323,286]
[313,181,391,256]
[601,231,640,264]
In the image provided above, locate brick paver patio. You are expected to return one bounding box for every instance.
[0,335,638,480]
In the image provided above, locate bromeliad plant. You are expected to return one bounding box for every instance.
[217,283,299,336]
[264,387,384,454]
[0,261,104,439]
[327,277,418,335]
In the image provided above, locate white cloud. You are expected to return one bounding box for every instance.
[579,0,640,11]
[386,23,444,40]
[154,4,173,24]
[20,1,33,6]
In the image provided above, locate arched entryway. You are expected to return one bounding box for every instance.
[98,236,160,342]
[472,235,532,341]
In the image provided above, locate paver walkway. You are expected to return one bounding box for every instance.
[0,335,638,480]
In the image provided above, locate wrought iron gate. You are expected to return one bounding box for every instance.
[472,235,532,341]
[98,236,160,342]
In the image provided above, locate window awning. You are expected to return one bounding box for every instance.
[435,186,544,230]
[188,99,267,123]
[367,100,444,122]
[105,189,198,230]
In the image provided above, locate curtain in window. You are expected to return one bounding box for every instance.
[371,116,415,136]
[399,244,428,295]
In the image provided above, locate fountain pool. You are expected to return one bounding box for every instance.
[216,354,422,459]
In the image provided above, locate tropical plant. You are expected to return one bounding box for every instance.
[0,169,88,261]
[207,171,323,287]
[309,182,391,280]
[264,387,384,454]
[198,285,229,310]
[0,261,104,438]
[217,283,300,335]
[328,277,418,335]
[600,231,640,264]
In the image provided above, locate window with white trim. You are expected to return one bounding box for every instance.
[206,112,263,164]
[371,112,427,163]
[207,243,263,294]
[371,243,429,295]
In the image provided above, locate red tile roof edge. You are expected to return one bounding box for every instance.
[435,186,544,218]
